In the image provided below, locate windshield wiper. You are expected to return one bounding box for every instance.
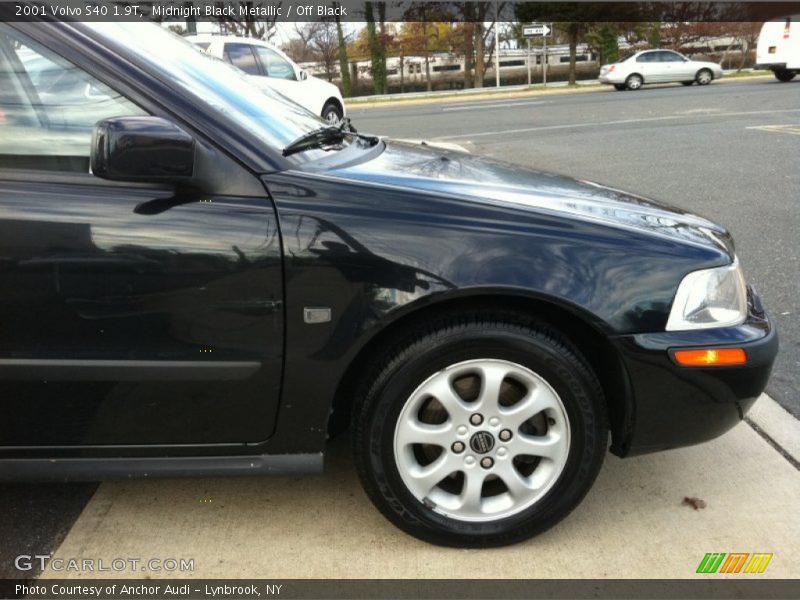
[282,118,379,157]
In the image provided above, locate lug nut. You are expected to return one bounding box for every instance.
[469,413,484,426]
[452,441,465,454]
[480,457,494,469]
[499,429,513,442]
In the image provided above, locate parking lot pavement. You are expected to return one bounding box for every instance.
[41,398,799,579]
[0,484,96,579]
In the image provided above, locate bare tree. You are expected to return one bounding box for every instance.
[217,1,282,40]
[309,22,342,81]
[473,2,504,88]
[452,2,504,88]
[283,23,324,63]
[733,23,761,71]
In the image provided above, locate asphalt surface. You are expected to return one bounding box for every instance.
[2,78,798,580]
[351,78,800,418]
[0,483,97,578]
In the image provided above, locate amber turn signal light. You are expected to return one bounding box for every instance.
[673,348,747,367]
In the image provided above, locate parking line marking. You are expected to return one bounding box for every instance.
[442,100,549,112]
[434,108,800,140]
[746,124,800,136]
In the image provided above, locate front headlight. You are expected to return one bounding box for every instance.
[665,260,748,331]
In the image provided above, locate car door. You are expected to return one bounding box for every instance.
[0,25,284,449]
[651,50,677,82]
[249,45,314,113]
[663,50,695,81]
[634,51,659,82]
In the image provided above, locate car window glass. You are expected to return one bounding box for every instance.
[636,53,654,63]
[0,24,146,173]
[252,46,296,80]
[83,24,329,154]
[223,43,262,76]
[659,51,682,62]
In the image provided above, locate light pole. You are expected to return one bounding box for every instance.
[494,3,500,88]
[543,32,548,86]
[527,39,531,86]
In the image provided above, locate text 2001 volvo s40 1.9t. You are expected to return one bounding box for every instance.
[0,20,777,547]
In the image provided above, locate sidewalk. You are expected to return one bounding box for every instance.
[42,394,799,579]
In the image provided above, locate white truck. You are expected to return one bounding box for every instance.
[755,17,800,81]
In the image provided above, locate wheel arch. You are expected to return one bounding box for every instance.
[329,289,635,457]
[321,96,344,118]
[696,67,714,80]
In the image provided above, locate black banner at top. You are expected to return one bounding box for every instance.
[1,0,799,22]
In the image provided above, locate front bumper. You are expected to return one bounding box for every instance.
[754,62,786,70]
[610,288,778,456]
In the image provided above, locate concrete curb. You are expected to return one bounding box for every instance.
[748,394,800,467]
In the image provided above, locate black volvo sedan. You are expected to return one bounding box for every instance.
[0,20,777,547]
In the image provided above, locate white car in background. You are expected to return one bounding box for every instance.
[599,49,723,91]
[186,35,346,123]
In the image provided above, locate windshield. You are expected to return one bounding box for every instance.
[84,22,325,150]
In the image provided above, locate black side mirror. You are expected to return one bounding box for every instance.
[91,116,195,182]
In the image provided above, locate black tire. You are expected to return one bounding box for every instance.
[613,84,626,91]
[695,68,713,85]
[625,73,643,90]
[681,81,694,86]
[321,101,343,124]
[351,313,608,547]
[774,69,796,82]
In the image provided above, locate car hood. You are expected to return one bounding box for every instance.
[326,140,734,256]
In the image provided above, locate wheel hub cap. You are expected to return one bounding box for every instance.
[469,431,495,454]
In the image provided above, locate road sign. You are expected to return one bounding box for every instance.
[523,23,551,38]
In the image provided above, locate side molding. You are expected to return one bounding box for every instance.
[0,453,323,481]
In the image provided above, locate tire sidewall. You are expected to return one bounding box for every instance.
[626,74,643,90]
[362,326,605,545]
[322,103,342,123]
[696,69,712,85]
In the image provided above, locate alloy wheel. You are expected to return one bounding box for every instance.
[696,70,712,85]
[324,109,341,125]
[393,359,570,522]
[626,74,643,90]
